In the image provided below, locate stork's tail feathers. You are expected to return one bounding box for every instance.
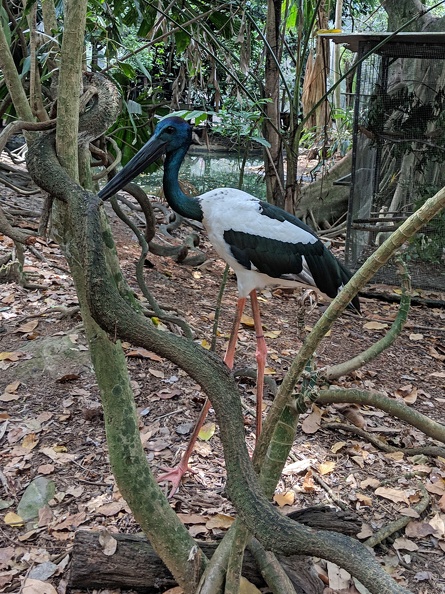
[337,259,360,313]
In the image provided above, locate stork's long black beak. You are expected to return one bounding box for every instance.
[98,136,168,201]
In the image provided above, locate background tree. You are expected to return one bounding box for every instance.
[296,0,445,227]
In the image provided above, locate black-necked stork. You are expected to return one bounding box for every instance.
[98,116,359,495]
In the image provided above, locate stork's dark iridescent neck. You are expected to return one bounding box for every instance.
[97,116,204,222]
[163,141,203,222]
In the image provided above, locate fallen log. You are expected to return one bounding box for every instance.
[69,530,267,592]
[69,507,360,593]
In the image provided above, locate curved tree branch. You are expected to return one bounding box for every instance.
[317,388,445,445]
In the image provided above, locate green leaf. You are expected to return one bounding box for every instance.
[198,422,216,441]
[251,136,271,148]
[17,477,56,521]
[174,30,190,53]
[21,55,31,77]
[0,498,13,511]
[137,13,156,38]
[0,6,11,47]
[117,61,137,80]
[127,100,143,115]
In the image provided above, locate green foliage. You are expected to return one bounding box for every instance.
[0,5,11,47]
[211,98,271,148]
[330,107,353,156]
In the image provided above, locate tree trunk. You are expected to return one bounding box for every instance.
[263,0,285,209]
[295,152,352,226]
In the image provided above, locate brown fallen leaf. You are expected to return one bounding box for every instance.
[318,460,336,475]
[240,314,254,327]
[206,514,235,529]
[66,485,84,498]
[38,505,54,527]
[0,546,15,569]
[273,491,295,507]
[301,405,322,434]
[4,380,20,393]
[194,441,212,457]
[263,329,281,339]
[385,451,404,462]
[282,459,313,475]
[126,347,163,361]
[52,511,87,531]
[402,386,418,404]
[374,487,409,504]
[0,392,20,402]
[425,480,445,496]
[356,523,373,539]
[239,577,262,594]
[405,520,437,538]
[331,441,347,453]
[428,513,445,538]
[0,380,21,402]
[178,513,210,524]
[363,321,388,330]
[302,469,316,492]
[394,383,417,401]
[356,492,373,506]
[189,524,208,537]
[99,527,118,556]
[399,507,420,518]
[22,578,57,594]
[393,537,419,551]
[96,501,126,516]
[409,333,423,341]
[360,478,380,489]
[0,570,18,588]
[22,433,39,450]
[326,561,351,590]
[429,346,445,361]
[16,319,39,333]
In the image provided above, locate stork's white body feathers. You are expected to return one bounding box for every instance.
[199,188,319,297]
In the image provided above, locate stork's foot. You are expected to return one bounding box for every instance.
[157,462,193,498]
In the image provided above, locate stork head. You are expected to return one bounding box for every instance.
[153,116,193,153]
[98,116,193,201]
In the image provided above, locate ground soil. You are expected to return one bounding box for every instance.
[1,182,445,594]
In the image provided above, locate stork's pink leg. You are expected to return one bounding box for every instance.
[158,297,247,497]
[224,297,246,370]
[157,398,212,497]
[249,290,267,437]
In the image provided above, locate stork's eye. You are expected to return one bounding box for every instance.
[166,126,175,134]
